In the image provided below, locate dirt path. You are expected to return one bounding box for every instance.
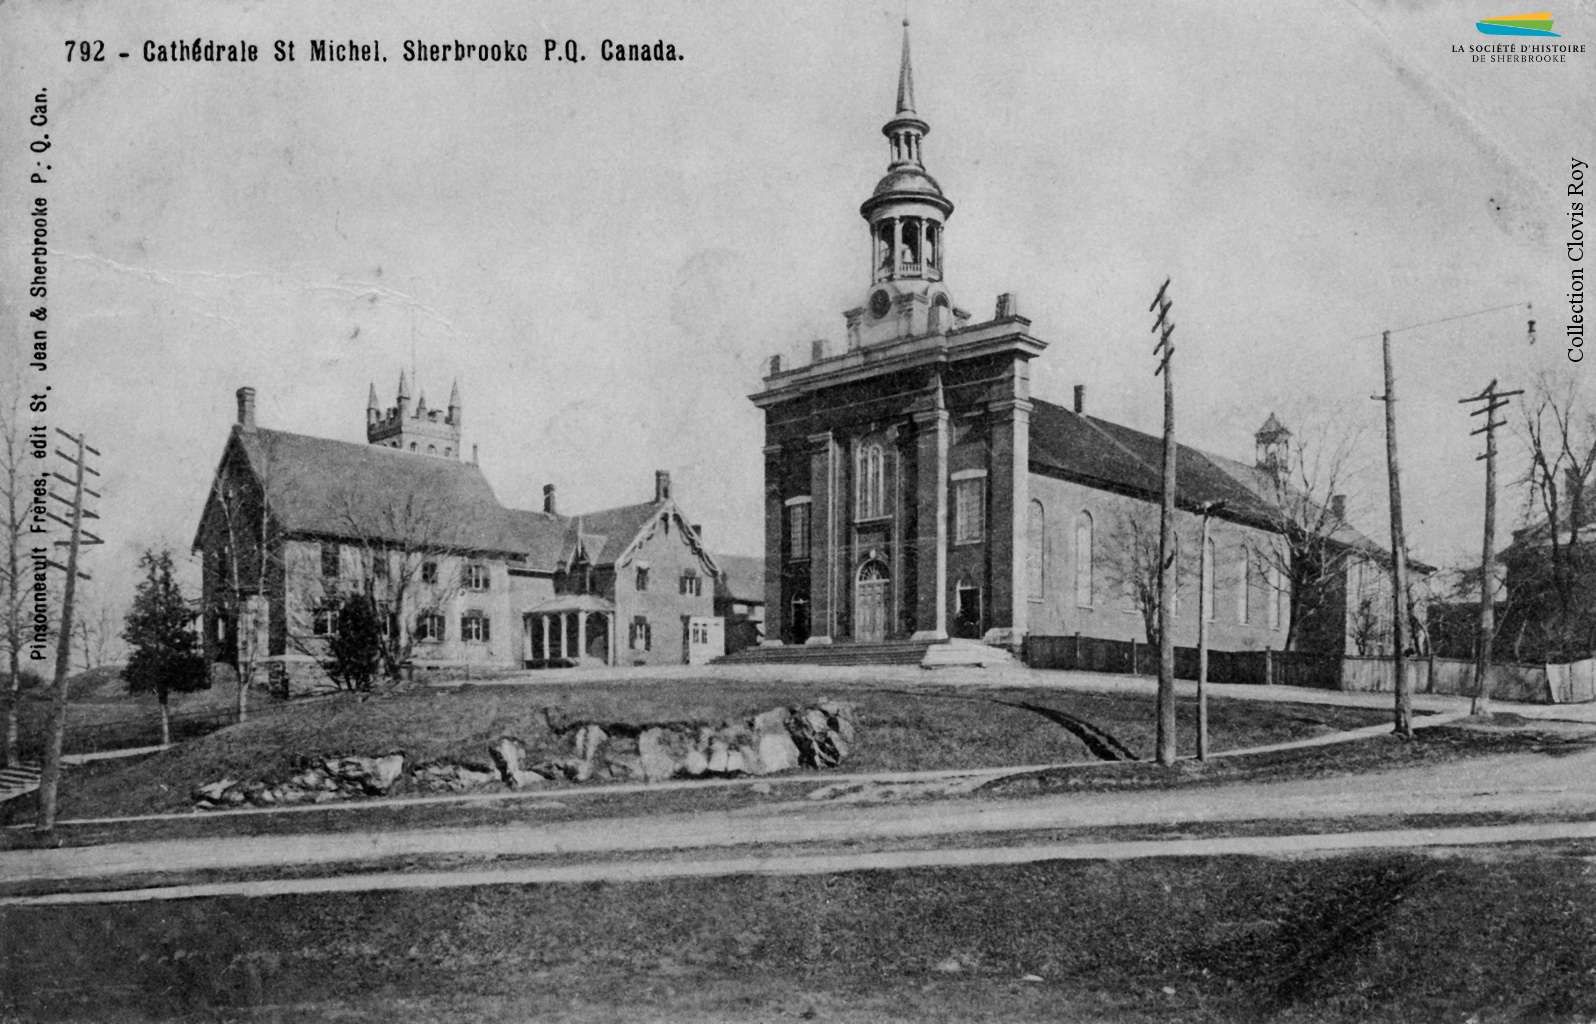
[6,733,1595,892]
[8,817,1596,907]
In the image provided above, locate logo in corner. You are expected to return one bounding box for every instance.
[1476,12,1560,36]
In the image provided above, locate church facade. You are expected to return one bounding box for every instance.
[751,23,1397,657]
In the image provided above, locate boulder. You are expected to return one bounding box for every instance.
[573,723,608,763]
[751,706,791,734]
[191,778,239,803]
[756,730,801,774]
[637,727,686,783]
[705,737,730,774]
[489,737,543,789]
[682,746,710,777]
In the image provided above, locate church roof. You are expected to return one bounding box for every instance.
[1027,398,1411,566]
[222,426,524,554]
[503,507,571,571]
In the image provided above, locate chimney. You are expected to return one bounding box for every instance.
[1330,494,1346,521]
[1073,384,1086,415]
[811,339,829,363]
[995,292,1019,319]
[769,354,782,376]
[236,387,257,431]
[655,470,672,502]
[543,483,558,515]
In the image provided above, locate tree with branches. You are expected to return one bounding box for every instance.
[123,549,210,747]
[1501,370,1596,661]
[1244,412,1372,654]
[0,378,44,768]
[1099,501,1195,650]
[289,487,465,688]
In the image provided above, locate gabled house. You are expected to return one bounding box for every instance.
[513,472,721,668]
[196,384,722,690]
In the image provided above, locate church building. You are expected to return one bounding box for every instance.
[751,22,1400,657]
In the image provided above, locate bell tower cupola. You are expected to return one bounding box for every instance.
[849,19,962,348]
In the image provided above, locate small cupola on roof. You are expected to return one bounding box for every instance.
[849,19,962,348]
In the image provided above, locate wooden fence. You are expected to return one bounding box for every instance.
[1024,635,1594,704]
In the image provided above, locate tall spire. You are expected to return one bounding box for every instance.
[367,382,379,411]
[896,18,916,116]
[397,369,410,402]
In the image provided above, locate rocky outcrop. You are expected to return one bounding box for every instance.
[191,752,408,809]
[190,700,861,809]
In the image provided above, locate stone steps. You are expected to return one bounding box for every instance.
[714,640,937,667]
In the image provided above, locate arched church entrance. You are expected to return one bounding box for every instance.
[855,560,889,643]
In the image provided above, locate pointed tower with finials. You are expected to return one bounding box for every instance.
[847,19,968,350]
[366,371,464,458]
[1255,412,1292,477]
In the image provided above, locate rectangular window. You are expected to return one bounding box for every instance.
[371,551,389,579]
[320,542,340,578]
[630,616,652,651]
[465,564,490,591]
[954,477,985,544]
[422,561,438,584]
[1268,566,1285,630]
[787,500,811,560]
[312,606,338,636]
[460,613,490,642]
[679,572,701,596]
[636,566,650,592]
[415,612,445,642]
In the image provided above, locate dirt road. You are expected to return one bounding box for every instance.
[5,732,1595,896]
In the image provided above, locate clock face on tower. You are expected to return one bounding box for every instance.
[870,288,892,319]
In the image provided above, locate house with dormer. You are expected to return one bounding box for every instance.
[195,381,724,689]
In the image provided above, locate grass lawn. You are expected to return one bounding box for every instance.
[5,678,1395,823]
[3,847,1592,1022]
[11,666,241,759]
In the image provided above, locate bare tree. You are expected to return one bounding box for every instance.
[1506,369,1596,660]
[71,585,122,671]
[0,378,41,768]
[1099,501,1195,650]
[287,487,466,688]
[1245,414,1370,653]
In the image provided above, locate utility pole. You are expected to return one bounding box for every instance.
[1374,332,1413,738]
[35,430,102,834]
[1150,277,1178,766]
[1196,499,1225,761]
[1458,378,1521,717]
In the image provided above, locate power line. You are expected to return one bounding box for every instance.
[1353,301,1531,341]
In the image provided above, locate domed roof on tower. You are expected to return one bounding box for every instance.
[861,19,951,221]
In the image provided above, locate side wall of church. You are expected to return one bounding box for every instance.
[1025,472,1295,652]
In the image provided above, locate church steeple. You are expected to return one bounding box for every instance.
[850,18,959,347]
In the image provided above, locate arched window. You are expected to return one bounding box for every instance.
[1027,500,1046,601]
[1074,511,1093,608]
[409,442,417,452]
[856,442,885,519]
[1202,537,1216,621]
[1237,550,1251,623]
[427,445,437,455]
[1268,564,1286,630]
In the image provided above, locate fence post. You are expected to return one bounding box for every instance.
[1264,648,1274,686]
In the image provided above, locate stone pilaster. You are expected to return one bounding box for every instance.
[986,398,1032,641]
[762,442,785,644]
[910,410,948,640]
[807,431,839,644]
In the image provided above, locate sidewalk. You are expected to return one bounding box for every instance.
[442,660,1596,721]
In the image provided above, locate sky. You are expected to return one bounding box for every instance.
[2,0,1592,620]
